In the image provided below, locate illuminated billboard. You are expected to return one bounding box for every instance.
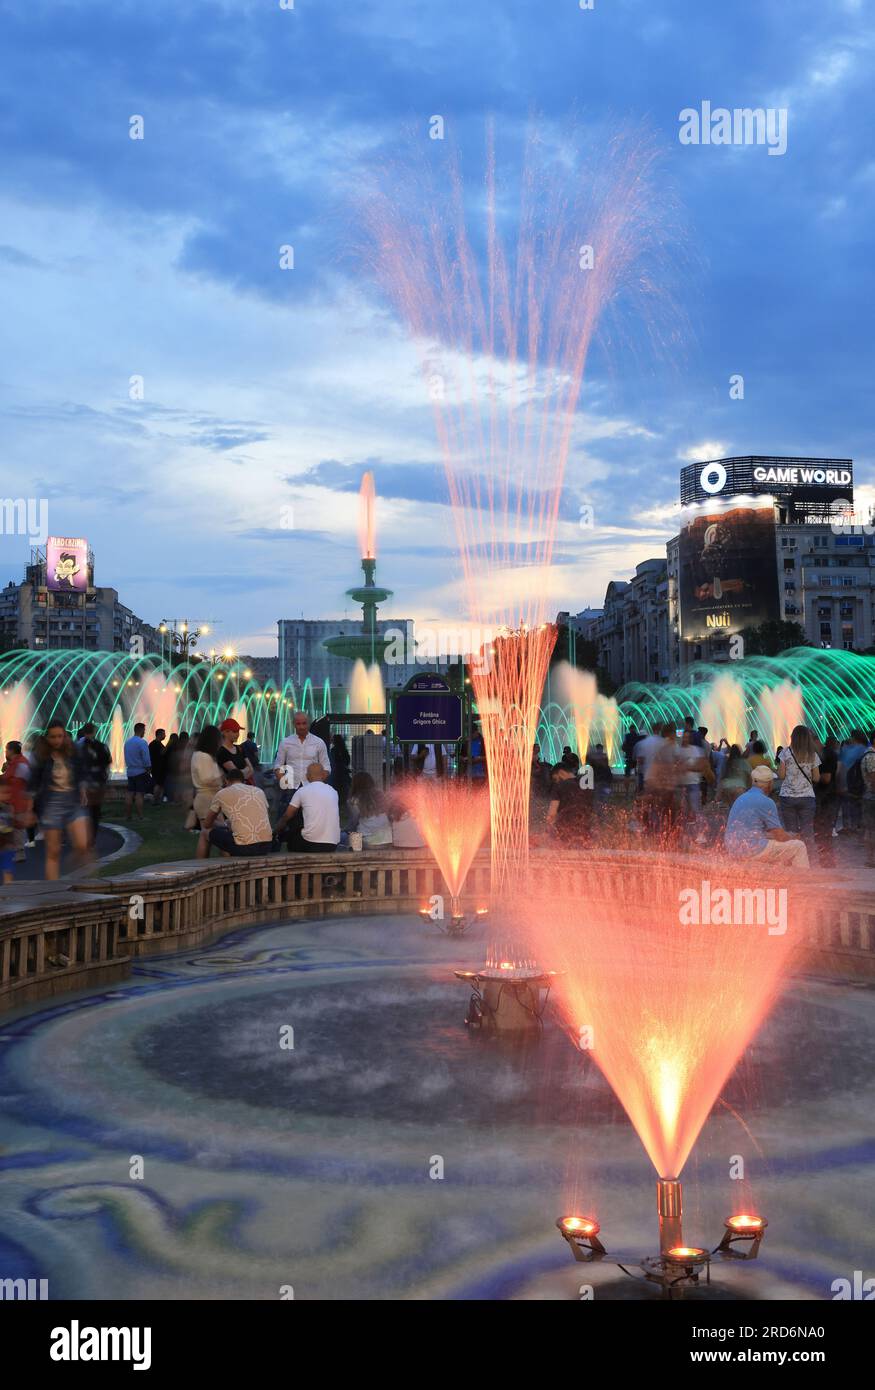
[46,536,88,593]
[680,455,853,521]
[677,502,780,642]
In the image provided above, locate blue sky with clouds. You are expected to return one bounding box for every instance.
[1,0,872,654]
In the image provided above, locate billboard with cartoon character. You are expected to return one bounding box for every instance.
[46,536,88,593]
[677,502,780,641]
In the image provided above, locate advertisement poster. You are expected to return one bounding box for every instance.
[45,536,88,593]
[678,503,780,641]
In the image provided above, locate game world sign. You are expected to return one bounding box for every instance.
[681,457,854,510]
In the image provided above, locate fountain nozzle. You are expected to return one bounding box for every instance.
[656,1178,683,1255]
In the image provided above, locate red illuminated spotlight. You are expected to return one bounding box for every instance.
[556,1215,606,1261]
[717,1213,768,1260]
[418,903,474,936]
[664,1245,709,1269]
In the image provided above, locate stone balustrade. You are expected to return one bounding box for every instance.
[1,847,873,1011]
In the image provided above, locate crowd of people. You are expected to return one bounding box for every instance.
[620,718,875,871]
[134,712,436,860]
[0,712,438,880]
[0,721,113,881]
[2,709,874,883]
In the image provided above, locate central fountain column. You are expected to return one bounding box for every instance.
[656,1178,683,1254]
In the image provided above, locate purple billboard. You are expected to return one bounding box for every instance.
[46,536,88,593]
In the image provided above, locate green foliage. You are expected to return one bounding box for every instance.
[738,620,811,657]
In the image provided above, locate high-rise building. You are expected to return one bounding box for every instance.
[277,617,417,693]
[572,455,875,687]
[0,548,161,654]
[575,561,672,687]
[670,455,872,666]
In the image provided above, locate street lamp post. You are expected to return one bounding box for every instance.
[160,619,216,666]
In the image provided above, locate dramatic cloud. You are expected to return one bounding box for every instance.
[0,0,871,653]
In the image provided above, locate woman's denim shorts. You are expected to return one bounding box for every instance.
[40,791,89,831]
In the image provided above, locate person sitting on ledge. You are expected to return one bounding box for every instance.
[275,762,341,854]
[724,764,809,869]
[545,761,593,845]
[197,768,274,858]
[347,771,392,848]
[386,772,426,848]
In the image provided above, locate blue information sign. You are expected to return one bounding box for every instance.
[395,674,462,742]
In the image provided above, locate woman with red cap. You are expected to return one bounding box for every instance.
[217,718,255,784]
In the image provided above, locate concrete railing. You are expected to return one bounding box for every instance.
[1,847,873,1011]
[0,848,490,1009]
[0,890,132,1008]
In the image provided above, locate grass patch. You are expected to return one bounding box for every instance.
[99,800,200,877]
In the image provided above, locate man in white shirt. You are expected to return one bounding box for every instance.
[275,763,340,852]
[635,725,667,785]
[274,712,331,791]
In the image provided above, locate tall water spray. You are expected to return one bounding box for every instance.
[0,681,34,745]
[553,662,620,763]
[363,125,673,897]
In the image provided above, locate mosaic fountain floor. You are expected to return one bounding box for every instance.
[0,914,873,1300]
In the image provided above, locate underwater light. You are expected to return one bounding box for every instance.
[556,1215,605,1260]
[420,899,480,937]
[552,1190,768,1295]
[717,1213,768,1260]
[665,1245,709,1267]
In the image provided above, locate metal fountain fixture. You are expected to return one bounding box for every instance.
[557,1178,769,1299]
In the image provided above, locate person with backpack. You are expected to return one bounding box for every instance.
[76,722,112,837]
[777,724,820,859]
[840,729,870,834]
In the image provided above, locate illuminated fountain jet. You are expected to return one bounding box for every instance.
[554,662,621,766]
[323,471,395,674]
[0,681,34,744]
[537,857,807,1295]
[362,126,672,901]
[413,779,490,934]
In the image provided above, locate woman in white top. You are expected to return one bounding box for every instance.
[778,724,820,853]
[190,725,224,826]
[387,775,427,848]
[347,771,392,848]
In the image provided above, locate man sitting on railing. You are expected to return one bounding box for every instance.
[197,769,274,858]
[274,762,341,854]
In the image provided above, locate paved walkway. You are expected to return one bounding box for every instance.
[9,824,124,883]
